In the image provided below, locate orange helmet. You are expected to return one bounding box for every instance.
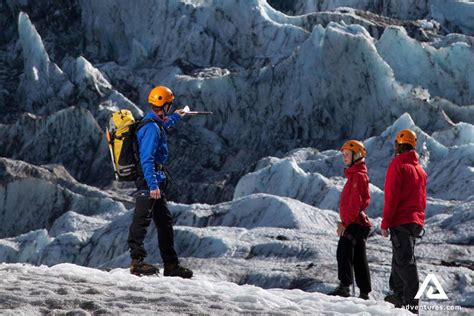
[340,140,367,158]
[396,129,417,148]
[148,86,174,107]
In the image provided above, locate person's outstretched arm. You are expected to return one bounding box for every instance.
[162,111,183,129]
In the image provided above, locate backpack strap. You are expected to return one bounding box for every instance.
[136,117,165,134]
[134,117,168,181]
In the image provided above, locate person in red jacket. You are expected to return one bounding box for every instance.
[328,140,372,299]
[381,129,427,314]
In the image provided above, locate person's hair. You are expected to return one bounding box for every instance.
[353,152,363,161]
[396,143,414,154]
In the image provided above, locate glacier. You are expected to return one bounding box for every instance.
[0,0,473,314]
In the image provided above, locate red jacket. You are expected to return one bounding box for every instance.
[381,151,427,230]
[339,162,371,227]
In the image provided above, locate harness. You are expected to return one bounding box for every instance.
[390,224,424,249]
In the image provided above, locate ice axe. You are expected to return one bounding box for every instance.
[105,128,119,181]
[182,105,213,116]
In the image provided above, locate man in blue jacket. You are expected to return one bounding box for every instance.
[128,85,192,278]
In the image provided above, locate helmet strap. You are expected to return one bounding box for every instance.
[352,157,363,166]
[152,106,165,119]
[350,152,363,167]
[164,102,173,114]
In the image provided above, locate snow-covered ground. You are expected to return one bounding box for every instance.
[0,263,413,315]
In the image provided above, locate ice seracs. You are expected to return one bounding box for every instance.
[80,0,308,68]
[432,122,474,147]
[377,26,474,106]
[17,12,74,115]
[8,2,473,204]
[268,0,435,20]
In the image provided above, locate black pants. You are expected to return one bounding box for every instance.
[389,223,423,304]
[127,180,179,264]
[337,224,372,294]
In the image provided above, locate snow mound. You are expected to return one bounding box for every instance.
[0,157,127,238]
[234,158,385,218]
[80,194,338,267]
[180,193,336,230]
[0,229,50,264]
[0,191,341,269]
[49,211,108,238]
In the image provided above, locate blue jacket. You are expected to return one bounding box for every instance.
[136,111,181,190]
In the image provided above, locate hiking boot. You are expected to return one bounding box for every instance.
[328,284,350,297]
[384,293,404,308]
[130,258,159,276]
[163,263,193,279]
[359,292,369,300]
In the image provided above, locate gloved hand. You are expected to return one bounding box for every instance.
[336,222,345,237]
[175,109,186,117]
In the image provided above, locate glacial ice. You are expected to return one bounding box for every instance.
[377,26,474,105]
[0,1,473,313]
[17,12,74,114]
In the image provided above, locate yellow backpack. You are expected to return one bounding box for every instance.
[106,109,162,181]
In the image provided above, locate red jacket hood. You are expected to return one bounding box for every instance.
[395,150,419,165]
[344,161,368,178]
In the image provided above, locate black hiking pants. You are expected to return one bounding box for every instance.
[337,223,372,294]
[389,223,423,305]
[128,179,179,265]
